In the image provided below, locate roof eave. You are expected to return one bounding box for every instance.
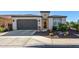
[49,16,67,18]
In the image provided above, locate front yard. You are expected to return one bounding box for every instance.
[34,21,79,38]
[51,29,79,38]
[34,29,79,38]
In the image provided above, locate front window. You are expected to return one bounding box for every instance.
[53,18,62,26]
[53,21,57,26]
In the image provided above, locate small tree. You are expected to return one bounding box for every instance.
[66,22,69,25]
[70,21,76,28]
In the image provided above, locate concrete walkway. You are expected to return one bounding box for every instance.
[0,36,79,47]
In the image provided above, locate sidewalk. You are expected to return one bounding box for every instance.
[0,36,79,47]
[0,32,8,36]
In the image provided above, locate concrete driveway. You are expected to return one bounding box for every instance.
[0,30,36,36]
[0,36,52,47]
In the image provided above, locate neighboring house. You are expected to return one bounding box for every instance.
[0,11,67,31]
[0,16,12,30]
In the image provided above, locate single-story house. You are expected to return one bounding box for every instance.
[0,16,12,30]
[0,11,67,31]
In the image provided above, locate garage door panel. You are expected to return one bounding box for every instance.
[17,19,37,30]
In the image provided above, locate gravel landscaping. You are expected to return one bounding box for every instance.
[34,29,79,38]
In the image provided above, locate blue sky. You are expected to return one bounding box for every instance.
[0,11,79,22]
[52,11,79,22]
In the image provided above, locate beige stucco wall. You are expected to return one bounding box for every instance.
[48,18,53,30]
[41,13,49,19]
[12,18,17,30]
[12,16,66,30]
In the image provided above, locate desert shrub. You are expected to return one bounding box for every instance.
[70,21,76,28]
[58,24,68,32]
[73,24,78,29]
[70,22,79,30]
[0,27,5,32]
[74,23,79,31]
[53,26,58,31]
[8,24,12,31]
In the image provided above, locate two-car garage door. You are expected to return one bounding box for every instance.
[17,19,38,30]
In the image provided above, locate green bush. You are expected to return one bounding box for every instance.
[58,24,68,32]
[0,27,5,32]
[53,26,58,31]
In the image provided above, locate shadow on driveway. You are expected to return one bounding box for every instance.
[27,45,79,48]
[2,30,35,36]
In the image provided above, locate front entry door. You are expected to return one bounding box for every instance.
[43,19,48,29]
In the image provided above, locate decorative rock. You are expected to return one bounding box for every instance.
[49,33,53,36]
[53,35,59,38]
[64,32,69,36]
